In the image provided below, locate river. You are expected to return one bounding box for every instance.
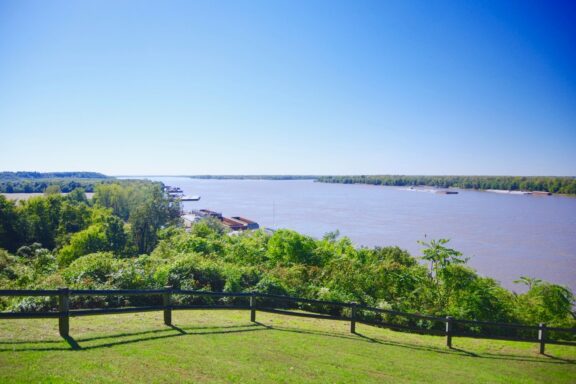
[144,177,576,293]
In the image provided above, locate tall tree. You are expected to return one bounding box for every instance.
[0,196,24,252]
[418,238,468,282]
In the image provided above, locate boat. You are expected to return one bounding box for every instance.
[435,190,459,195]
[180,195,201,201]
[532,191,552,196]
[165,186,183,193]
[486,189,532,195]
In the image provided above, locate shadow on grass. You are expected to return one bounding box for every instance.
[351,331,574,365]
[542,353,576,363]
[0,339,63,345]
[0,320,574,365]
[63,335,81,350]
[0,323,267,352]
[256,323,573,366]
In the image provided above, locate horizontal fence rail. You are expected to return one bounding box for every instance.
[0,288,574,354]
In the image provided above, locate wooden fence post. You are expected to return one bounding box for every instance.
[350,302,357,334]
[58,287,70,338]
[163,286,172,326]
[250,293,256,323]
[446,316,453,348]
[538,323,546,354]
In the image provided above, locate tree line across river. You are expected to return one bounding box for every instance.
[316,175,576,195]
[2,173,574,195]
[186,174,576,195]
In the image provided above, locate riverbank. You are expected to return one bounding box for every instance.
[315,175,576,196]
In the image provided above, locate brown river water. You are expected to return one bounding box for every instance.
[144,177,576,293]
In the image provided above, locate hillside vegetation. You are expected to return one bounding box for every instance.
[0,183,574,339]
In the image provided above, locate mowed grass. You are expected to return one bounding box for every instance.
[0,310,574,383]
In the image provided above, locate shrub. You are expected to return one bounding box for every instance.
[62,252,118,287]
[153,253,226,291]
[267,230,319,266]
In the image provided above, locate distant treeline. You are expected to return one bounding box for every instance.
[0,172,109,180]
[0,179,113,193]
[0,172,113,194]
[189,175,318,180]
[317,175,576,195]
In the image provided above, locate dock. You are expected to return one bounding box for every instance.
[182,209,259,231]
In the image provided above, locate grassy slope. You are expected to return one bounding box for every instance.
[0,310,574,383]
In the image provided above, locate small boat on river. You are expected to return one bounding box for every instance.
[435,190,459,195]
[180,195,201,201]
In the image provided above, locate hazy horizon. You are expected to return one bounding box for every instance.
[3,171,576,178]
[1,1,575,176]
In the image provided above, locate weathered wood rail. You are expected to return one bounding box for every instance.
[1,288,574,354]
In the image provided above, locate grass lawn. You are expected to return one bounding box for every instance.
[0,310,574,383]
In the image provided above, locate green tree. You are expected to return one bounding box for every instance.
[190,217,226,238]
[58,224,109,266]
[20,195,63,249]
[128,185,179,254]
[513,276,543,290]
[514,281,575,327]
[442,265,514,321]
[0,196,24,252]
[57,213,128,265]
[44,185,61,195]
[267,229,318,266]
[56,200,91,246]
[93,183,131,220]
[103,215,127,255]
[129,203,160,255]
[66,188,88,204]
[418,238,468,282]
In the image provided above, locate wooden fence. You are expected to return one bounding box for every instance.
[1,288,574,354]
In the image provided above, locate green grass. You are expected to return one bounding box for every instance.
[0,310,574,383]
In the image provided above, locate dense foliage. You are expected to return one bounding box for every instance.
[0,171,112,193]
[317,175,576,194]
[1,185,574,338]
[0,181,180,258]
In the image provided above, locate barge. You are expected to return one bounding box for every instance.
[180,195,201,201]
[183,209,259,231]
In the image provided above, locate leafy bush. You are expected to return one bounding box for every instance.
[267,230,319,266]
[253,275,291,296]
[153,253,226,291]
[62,252,118,287]
[110,259,156,289]
[222,264,260,293]
[515,282,575,328]
[11,296,58,313]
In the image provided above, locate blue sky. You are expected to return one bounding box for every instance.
[1,0,575,176]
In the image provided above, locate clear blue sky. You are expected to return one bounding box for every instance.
[1,0,575,176]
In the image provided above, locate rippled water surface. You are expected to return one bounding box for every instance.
[145,177,576,292]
